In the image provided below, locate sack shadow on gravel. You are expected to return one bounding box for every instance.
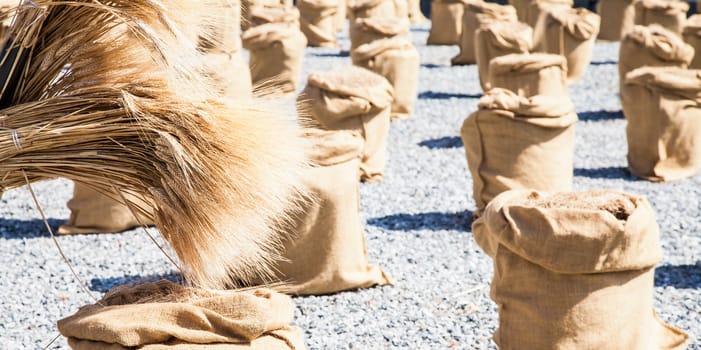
[367,210,473,232]
[418,91,482,99]
[0,218,63,239]
[418,136,463,149]
[589,60,617,66]
[310,51,349,58]
[574,166,641,180]
[90,272,184,293]
[655,264,701,289]
[578,110,624,121]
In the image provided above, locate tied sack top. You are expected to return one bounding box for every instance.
[635,0,689,14]
[305,128,364,167]
[546,7,601,40]
[250,7,301,25]
[627,25,694,63]
[481,21,533,52]
[242,23,305,51]
[351,36,415,62]
[625,66,701,101]
[476,87,577,126]
[353,17,411,36]
[488,52,567,76]
[467,1,517,21]
[348,0,389,10]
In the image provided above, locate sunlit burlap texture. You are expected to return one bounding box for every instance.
[351,37,419,120]
[683,14,701,69]
[533,7,600,83]
[58,183,153,235]
[524,0,572,28]
[472,189,690,350]
[408,0,428,23]
[347,0,403,23]
[475,21,532,90]
[242,0,291,30]
[634,0,688,35]
[596,0,636,40]
[460,88,576,214]
[452,2,517,65]
[487,53,568,98]
[349,17,410,50]
[58,280,307,350]
[299,66,394,182]
[426,0,470,45]
[618,25,694,88]
[298,0,338,47]
[242,23,307,94]
[266,128,392,295]
[621,66,701,182]
[249,6,300,27]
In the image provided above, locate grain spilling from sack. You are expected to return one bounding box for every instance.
[682,15,701,69]
[452,2,517,65]
[618,25,694,89]
[351,37,419,120]
[299,66,394,182]
[249,6,301,27]
[525,0,572,29]
[472,189,690,350]
[621,66,701,182]
[265,128,392,295]
[475,21,532,90]
[533,7,600,83]
[299,0,338,47]
[58,280,307,349]
[242,23,307,94]
[460,88,576,214]
[487,53,568,98]
[347,0,401,23]
[426,0,469,45]
[634,0,688,35]
[349,17,410,50]
[596,0,636,40]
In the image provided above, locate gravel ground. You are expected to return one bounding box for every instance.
[1,21,701,350]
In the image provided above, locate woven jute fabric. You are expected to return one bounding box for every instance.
[426,0,471,45]
[298,0,338,47]
[451,2,518,65]
[299,66,394,182]
[621,66,701,181]
[58,183,153,235]
[249,6,300,27]
[349,17,410,50]
[58,281,307,350]
[266,128,392,295]
[472,189,690,350]
[487,53,568,98]
[533,7,600,83]
[460,88,576,213]
[408,0,428,22]
[618,25,694,89]
[524,0,572,28]
[335,0,347,31]
[596,0,636,40]
[242,0,291,30]
[475,21,532,90]
[347,0,402,23]
[351,37,419,120]
[634,0,688,35]
[242,23,307,94]
[683,15,701,69]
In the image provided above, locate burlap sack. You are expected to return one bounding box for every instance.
[242,23,307,94]
[621,66,701,181]
[267,128,392,295]
[525,0,572,28]
[533,8,600,83]
[426,0,468,45]
[347,0,400,23]
[634,0,688,35]
[452,2,518,65]
[475,21,532,90]
[335,0,347,31]
[298,0,338,47]
[408,0,428,23]
[58,280,307,350]
[242,0,291,30]
[596,0,636,40]
[349,17,410,50]
[618,25,694,88]
[58,183,153,235]
[487,53,568,98]
[249,6,300,27]
[351,38,419,120]
[472,189,690,350]
[683,15,701,69]
[460,88,576,213]
[202,51,253,99]
[299,66,394,182]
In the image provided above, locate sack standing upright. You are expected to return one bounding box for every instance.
[347,0,401,23]
[427,0,470,45]
[525,0,572,28]
[596,0,636,40]
[451,2,518,65]
[634,0,688,35]
[682,14,701,69]
[349,17,410,50]
[249,6,301,27]
[474,21,532,90]
[487,53,568,98]
[299,0,339,47]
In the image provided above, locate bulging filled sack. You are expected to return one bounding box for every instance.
[408,0,428,23]
[452,2,518,65]
[351,37,419,120]
[58,183,153,235]
[621,66,701,181]
[58,280,307,350]
[533,7,600,83]
[249,6,301,27]
[266,128,392,295]
[299,66,394,182]
[634,0,688,35]
[618,25,694,88]
[683,15,701,69]
[242,23,307,94]
[426,0,469,45]
[475,21,532,90]
[525,0,572,28]
[349,17,410,50]
[347,0,402,22]
[472,189,690,350]
[298,0,338,47]
[242,0,291,30]
[487,53,568,98]
[460,88,576,213]
[596,0,636,40]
